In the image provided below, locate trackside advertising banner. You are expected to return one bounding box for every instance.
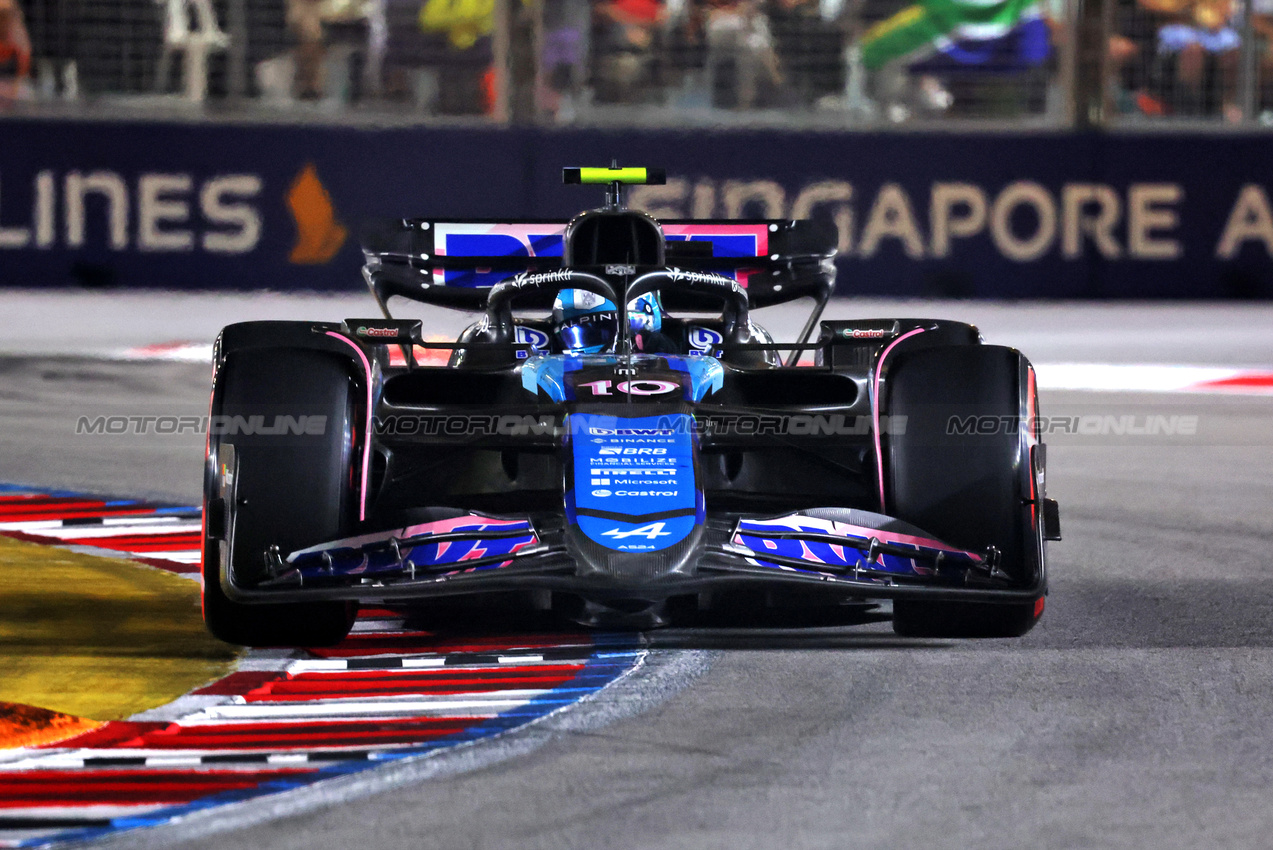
[0,118,1271,298]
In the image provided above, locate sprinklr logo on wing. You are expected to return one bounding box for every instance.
[287,163,347,264]
[511,269,576,288]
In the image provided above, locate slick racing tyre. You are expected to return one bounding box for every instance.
[882,344,1044,638]
[202,347,360,647]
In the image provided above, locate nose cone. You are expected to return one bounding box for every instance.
[564,409,704,586]
[567,520,705,582]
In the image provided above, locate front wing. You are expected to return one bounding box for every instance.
[223,510,1044,607]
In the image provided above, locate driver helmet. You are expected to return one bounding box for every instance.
[552,289,663,354]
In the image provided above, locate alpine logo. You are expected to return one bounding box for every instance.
[601,522,672,540]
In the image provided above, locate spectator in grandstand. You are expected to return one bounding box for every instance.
[1255,0,1273,117]
[1109,0,1161,115]
[854,0,1052,118]
[287,0,327,97]
[417,0,496,113]
[766,0,843,107]
[540,0,590,119]
[701,0,782,108]
[0,0,31,104]
[319,0,378,102]
[1141,0,1239,119]
[592,0,667,103]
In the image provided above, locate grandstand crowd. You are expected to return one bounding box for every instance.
[0,0,1269,121]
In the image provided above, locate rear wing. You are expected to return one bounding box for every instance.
[361,218,836,312]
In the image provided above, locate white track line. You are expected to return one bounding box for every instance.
[1033,363,1271,393]
[102,342,1273,395]
[189,698,539,721]
[14,523,201,539]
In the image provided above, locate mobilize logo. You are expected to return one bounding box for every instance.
[602,522,672,541]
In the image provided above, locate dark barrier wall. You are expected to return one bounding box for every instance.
[1,118,1271,297]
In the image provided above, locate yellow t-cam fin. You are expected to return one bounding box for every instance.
[562,167,667,185]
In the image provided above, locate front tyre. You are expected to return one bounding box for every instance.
[882,344,1045,638]
[202,347,360,647]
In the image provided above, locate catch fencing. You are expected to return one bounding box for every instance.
[2,0,1268,126]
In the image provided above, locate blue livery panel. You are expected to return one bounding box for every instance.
[568,412,701,553]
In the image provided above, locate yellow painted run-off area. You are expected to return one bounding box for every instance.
[0,535,239,746]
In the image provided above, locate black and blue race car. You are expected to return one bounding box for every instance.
[201,166,1060,646]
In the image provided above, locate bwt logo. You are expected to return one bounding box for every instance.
[0,162,347,264]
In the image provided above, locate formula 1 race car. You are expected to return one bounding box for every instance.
[201,166,1060,647]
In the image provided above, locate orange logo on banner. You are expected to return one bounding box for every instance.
[287,163,347,264]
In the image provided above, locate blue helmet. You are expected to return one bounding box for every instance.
[552,289,663,354]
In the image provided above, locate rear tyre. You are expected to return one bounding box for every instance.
[202,347,359,647]
[883,345,1043,638]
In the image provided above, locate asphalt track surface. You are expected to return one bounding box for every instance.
[3,294,1273,849]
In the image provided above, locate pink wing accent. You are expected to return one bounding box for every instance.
[458,544,488,562]
[872,328,927,510]
[324,332,374,523]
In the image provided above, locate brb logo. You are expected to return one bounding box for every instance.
[598,447,668,455]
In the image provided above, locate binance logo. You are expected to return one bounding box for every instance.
[287,163,347,264]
